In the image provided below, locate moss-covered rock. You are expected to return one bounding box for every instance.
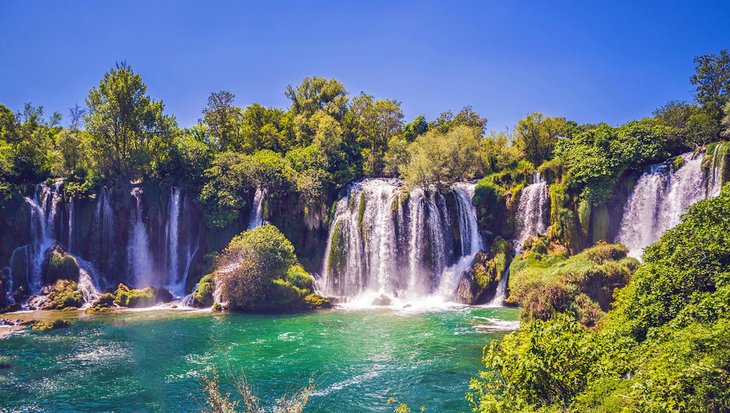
[304,293,332,309]
[113,284,155,308]
[85,293,116,314]
[41,244,80,284]
[192,274,214,307]
[456,238,514,304]
[45,279,84,309]
[32,319,71,331]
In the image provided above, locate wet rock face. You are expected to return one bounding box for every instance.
[455,240,514,305]
[455,251,498,304]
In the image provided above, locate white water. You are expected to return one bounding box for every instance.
[513,173,549,252]
[707,145,726,197]
[247,187,267,229]
[617,152,711,259]
[166,187,181,292]
[128,187,154,287]
[320,179,482,305]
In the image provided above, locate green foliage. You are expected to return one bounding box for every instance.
[508,242,635,325]
[691,49,730,132]
[514,112,570,166]
[213,225,298,311]
[606,183,730,341]
[475,185,730,412]
[402,125,482,189]
[468,314,599,412]
[84,62,176,182]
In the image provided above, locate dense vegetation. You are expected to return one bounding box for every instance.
[2,48,730,411]
[468,184,730,412]
[212,225,329,312]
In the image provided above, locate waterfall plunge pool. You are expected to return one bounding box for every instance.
[0,306,518,412]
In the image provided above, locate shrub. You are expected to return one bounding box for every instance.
[214,225,304,311]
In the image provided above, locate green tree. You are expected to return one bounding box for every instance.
[430,106,487,134]
[402,115,428,142]
[351,93,404,176]
[239,103,292,153]
[285,77,348,146]
[691,49,730,125]
[85,62,175,181]
[202,90,242,151]
[402,125,481,188]
[722,101,730,138]
[514,112,568,166]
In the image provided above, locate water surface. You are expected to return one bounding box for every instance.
[0,306,518,412]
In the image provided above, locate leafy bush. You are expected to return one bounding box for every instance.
[468,314,599,412]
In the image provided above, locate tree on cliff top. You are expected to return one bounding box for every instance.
[85,62,176,182]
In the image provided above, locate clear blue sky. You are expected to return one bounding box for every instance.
[1,1,729,132]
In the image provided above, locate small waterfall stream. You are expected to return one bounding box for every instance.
[166,187,181,291]
[128,187,154,287]
[617,152,710,259]
[320,179,482,305]
[513,173,549,252]
[248,187,267,229]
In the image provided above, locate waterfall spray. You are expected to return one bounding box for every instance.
[320,179,482,305]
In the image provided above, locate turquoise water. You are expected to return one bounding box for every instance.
[0,306,518,412]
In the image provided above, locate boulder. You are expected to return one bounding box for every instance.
[41,243,80,284]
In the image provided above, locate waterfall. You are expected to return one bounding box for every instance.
[166,187,181,291]
[22,181,62,293]
[247,187,267,229]
[94,186,115,280]
[513,173,549,252]
[128,187,154,287]
[435,183,483,297]
[68,199,74,253]
[320,179,482,304]
[75,257,101,305]
[617,152,710,259]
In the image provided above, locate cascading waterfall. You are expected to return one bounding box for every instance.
[320,179,482,304]
[166,187,181,291]
[23,181,60,292]
[617,152,710,259]
[435,183,483,297]
[513,173,549,252]
[248,187,267,229]
[128,187,154,287]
